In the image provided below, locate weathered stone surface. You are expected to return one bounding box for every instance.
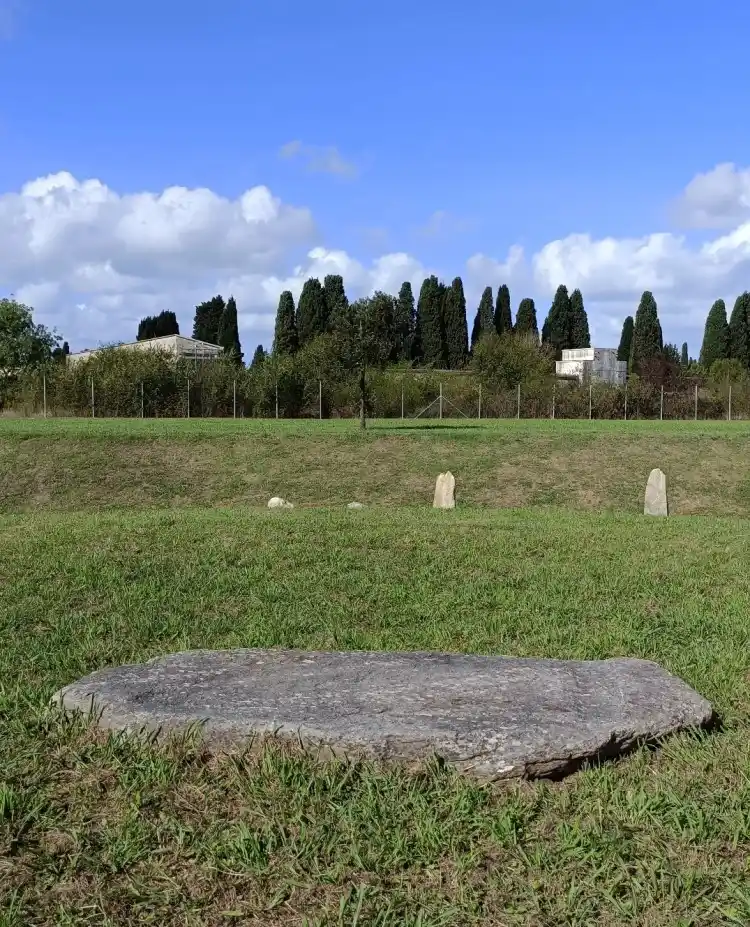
[268,497,294,509]
[433,471,456,509]
[347,502,365,510]
[53,649,713,781]
[644,469,668,516]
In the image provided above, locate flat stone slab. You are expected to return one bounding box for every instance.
[53,649,713,780]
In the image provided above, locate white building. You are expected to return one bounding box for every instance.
[67,334,224,366]
[555,348,627,385]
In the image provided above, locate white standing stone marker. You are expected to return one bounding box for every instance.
[268,496,294,509]
[433,471,456,509]
[644,469,668,516]
[347,502,365,510]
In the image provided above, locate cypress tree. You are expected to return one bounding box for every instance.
[217,295,243,364]
[273,291,298,356]
[699,299,730,369]
[193,295,225,343]
[392,281,415,362]
[471,286,494,349]
[297,278,329,345]
[323,274,349,331]
[630,291,663,374]
[568,288,590,348]
[443,276,469,368]
[728,292,750,369]
[369,291,396,360]
[250,344,266,367]
[680,342,689,367]
[494,284,513,335]
[515,298,538,337]
[617,316,634,362]
[542,285,572,357]
[416,275,445,367]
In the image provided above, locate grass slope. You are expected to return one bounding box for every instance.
[2,418,750,515]
[2,507,750,924]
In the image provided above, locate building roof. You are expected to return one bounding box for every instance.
[69,334,222,356]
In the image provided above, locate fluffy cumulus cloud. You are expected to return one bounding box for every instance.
[672,162,750,230]
[5,164,750,352]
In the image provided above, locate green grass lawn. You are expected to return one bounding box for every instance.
[2,503,750,925]
[2,417,750,516]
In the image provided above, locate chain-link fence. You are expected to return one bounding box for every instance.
[3,363,749,421]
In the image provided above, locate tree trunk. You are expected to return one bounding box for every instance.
[359,363,366,429]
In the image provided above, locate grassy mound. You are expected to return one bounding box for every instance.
[2,417,750,515]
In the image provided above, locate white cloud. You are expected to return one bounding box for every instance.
[4,163,750,353]
[672,162,750,229]
[279,140,358,179]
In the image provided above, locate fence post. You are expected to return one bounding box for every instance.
[91,377,95,418]
[187,379,190,419]
[589,382,592,420]
[728,384,732,422]
[516,383,521,420]
[275,381,279,420]
[43,373,47,419]
[694,383,698,421]
[233,379,237,420]
[478,383,482,420]
[551,383,556,420]
[140,380,144,419]
[401,385,404,420]
[624,383,628,421]
[660,385,664,421]
[319,379,323,420]
[439,382,443,420]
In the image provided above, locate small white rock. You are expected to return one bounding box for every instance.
[268,496,294,509]
[347,502,365,510]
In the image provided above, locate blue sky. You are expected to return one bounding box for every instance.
[2,0,750,354]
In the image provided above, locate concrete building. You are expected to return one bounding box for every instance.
[67,334,224,366]
[555,348,627,385]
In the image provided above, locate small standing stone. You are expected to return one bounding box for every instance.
[644,469,668,516]
[433,471,456,509]
[268,497,294,510]
[347,502,364,510]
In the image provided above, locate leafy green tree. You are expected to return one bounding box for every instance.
[471,286,494,349]
[473,331,554,390]
[250,344,266,367]
[629,291,663,375]
[273,290,298,356]
[515,298,538,337]
[323,274,349,331]
[297,278,329,346]
[494,284,513,335]
[728,292,750,369]
[680,341,689,368]
[568,288,590,348]
[542,285,572,357]
[443,276,469,368]
[217,296,244,364]
[415,275,445,367]
[617,316,634,362]
[699,299,730,369]
[0,297,58,371]
[392,281,415,362]
[193,295,225,343]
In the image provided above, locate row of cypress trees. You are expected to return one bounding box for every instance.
[698,292,750,371]
[137,297,245,364]
[273,276,593,369]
